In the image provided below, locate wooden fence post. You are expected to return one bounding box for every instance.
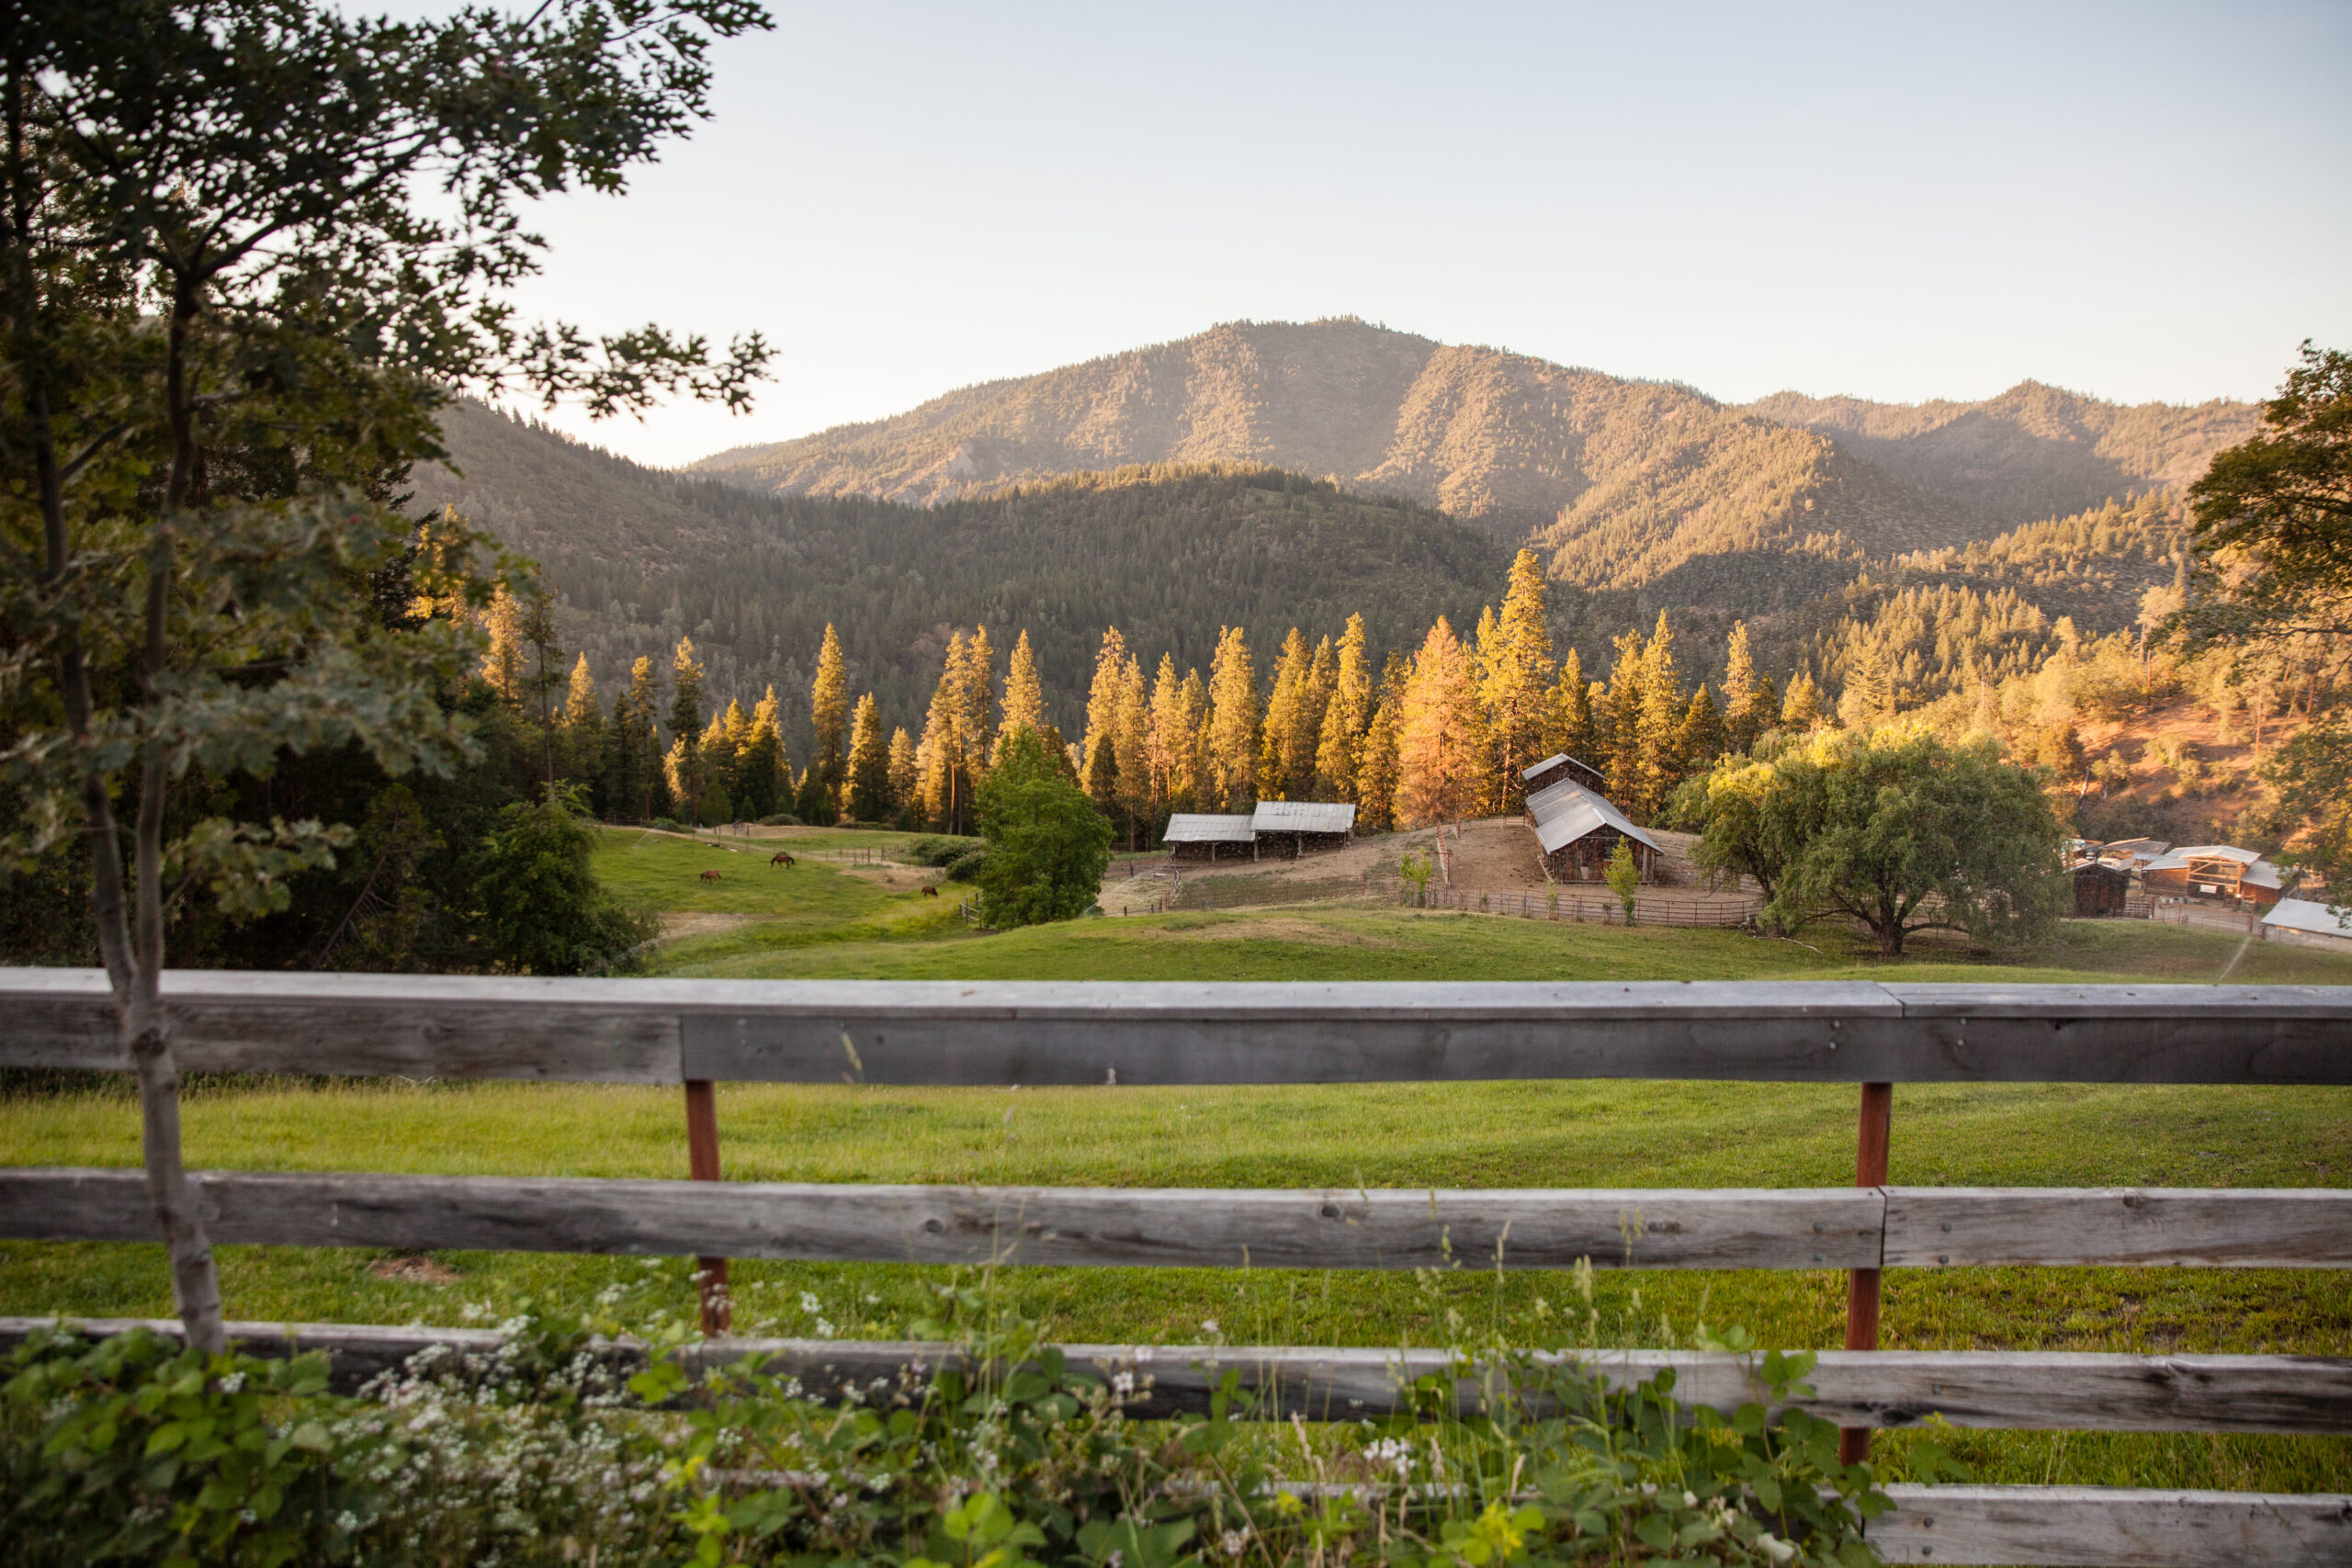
[1839,1080,1894,1465]
[684,1078,730,1335]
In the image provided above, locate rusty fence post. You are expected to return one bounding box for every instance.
[1839,1080,1894,1466]
[684,1078,731,1335]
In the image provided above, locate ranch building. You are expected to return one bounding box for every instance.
[2142,845,2289,908]
[2261,897,2352,955]
[1249,800,1356,859]
[2070,860,2132,917]
[1520,752,1607,796]
[1161,814,1257,863]
[1524,778,1661,884]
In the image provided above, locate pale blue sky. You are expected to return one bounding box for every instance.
[463,2,2350,467]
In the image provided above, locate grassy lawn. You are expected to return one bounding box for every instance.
[5,846,2347,1492]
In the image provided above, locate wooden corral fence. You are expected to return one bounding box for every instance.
[2,973,2349,1566]
[1410,885,1760,927]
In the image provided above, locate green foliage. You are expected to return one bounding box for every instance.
[1605,839,1641,922]
[942,845,993,884]
[908,834,981,867]
[974,729,1114,927]
[1686,728,2064,956]
[468,791,657,975]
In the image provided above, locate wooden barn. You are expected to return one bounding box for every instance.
[2070,860,2132,916]
[1524,778,1661,884]
[1249,800,1356,859]
[2143,845,2290,908]
[1161,814,1257,862]
[1521,752,1607,796]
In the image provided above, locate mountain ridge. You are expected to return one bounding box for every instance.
[690,318,2255,604]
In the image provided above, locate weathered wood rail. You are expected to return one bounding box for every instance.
[4,970,2348,1566]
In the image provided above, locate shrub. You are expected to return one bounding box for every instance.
[469,790,660,974]
[974,729,1114,925]
[756,813,802,828]
[649,817,684,833]
[941,845,991,883]
[907,834,978,867]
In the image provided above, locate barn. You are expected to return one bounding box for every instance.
[1521,752,1607,795]
[2143,845,2290,908]
[1161,814,1257,863]
[1525,779,1661,883]
[2262,897,2352,954]
[2070,860,2132,916]
[1250,800,1356,859]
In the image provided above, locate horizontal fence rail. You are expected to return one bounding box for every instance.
[4,1319,2348,1437]
[9,1170,2352,1272]
[6,970,2351,1084]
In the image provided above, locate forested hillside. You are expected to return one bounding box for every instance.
[414,407,1513,755]
[689,317,2253,606]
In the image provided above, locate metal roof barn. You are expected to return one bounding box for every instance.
[1525,781,1662,857]
[1161,814,1257,844]
[1250,801,1357,836]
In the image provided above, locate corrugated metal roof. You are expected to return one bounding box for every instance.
[2244,860,2286,890]
[1161,814,1256,844]
[1520,751,1602,782]
[2169,844,2262,864]
[2263,897,2352,937]
[2102,838,2171,860]
[1524,780,1662,856]
[1250,800,1356,835]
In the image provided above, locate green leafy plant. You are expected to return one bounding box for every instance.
[1606,839,1642,924]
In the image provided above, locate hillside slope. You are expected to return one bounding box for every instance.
[692,318,2251,603]
[417,406,1514,750]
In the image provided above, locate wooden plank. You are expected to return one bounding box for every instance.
[0,968,681,1082]
[1869,1484,2352,1565]
[1881,984,2352,1087]
[4,1319,2346,1433]
[6,969,2346,1086]
[0,1168,1886,1270]
[1885,1187,2352,1269]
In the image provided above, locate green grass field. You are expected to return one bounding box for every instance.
[4,833,2347,1492]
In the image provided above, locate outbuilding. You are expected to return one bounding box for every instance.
[2070,860,2132,916]
[1250,800,1356,859]
[2143,845,2290,908]
[1161,814,1257,863]
[1521,752,1607,796]
[2262,897,2352,954]
[1525,779,1661,884]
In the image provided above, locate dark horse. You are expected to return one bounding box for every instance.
[770,851,796,868]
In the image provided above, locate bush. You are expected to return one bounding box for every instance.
[4,1292,1924,1568]
[756,813,802,828]
[941,845,991,882]
[907,834,978,867]
[648,817,684,833]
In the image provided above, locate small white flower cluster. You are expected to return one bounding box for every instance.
[1362,1437,1415,1478]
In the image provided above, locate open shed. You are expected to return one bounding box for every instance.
[1250,800,1356,859]
[1161,814,1257,863]
[2143,845,2289,908]
[2262,897,2352,953]
[1524,779,1660,883]
[2071,860,2132,916]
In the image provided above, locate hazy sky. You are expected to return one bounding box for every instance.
[475,1,2351,468]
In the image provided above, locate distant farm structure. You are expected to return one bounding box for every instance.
[1162,802,1358,862]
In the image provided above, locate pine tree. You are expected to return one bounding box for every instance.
[845,693,891,821]
[918,632,969,834]
[1148,653,1190,814]
[1258,626,1313,799]
[702,703,747,815]
[995,629,1047,761]
[1630,612,1685,818]
[1477,548,1557,807]
[1600,627,1645,806]
[1204,626,1259,811]
[668,636,706,826]
[1543,648,1592,765]
[736,687,784,819]
[1080,626,1130,811]
[1721,621,1772,755]
[885,727,918,824]
[958,625,997,790]
[1397,617,1490,833]
[1354,651,1410,831]
[1314,613,1372,800]
[560,655,604,801]
[478,583,527,705]
[806,624,849,823]
[1674,684,1724,778]
[1781,669,1827,729]
[1175,667,1210,811]
[1113,653,1153,846]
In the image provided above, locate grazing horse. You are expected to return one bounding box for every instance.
[699,868,722,882]
[770,851,796,868]
[920,884,939,897]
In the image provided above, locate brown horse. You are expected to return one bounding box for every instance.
[920,884,939,897]
[770,851,796,868]
[699,868,722,882]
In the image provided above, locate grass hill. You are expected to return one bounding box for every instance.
[690,318,2254,606]
[412,412,1512,744]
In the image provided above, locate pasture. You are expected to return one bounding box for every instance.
[4,831,2347,1496]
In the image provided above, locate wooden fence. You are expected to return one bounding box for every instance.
[2,971,2348,1565]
